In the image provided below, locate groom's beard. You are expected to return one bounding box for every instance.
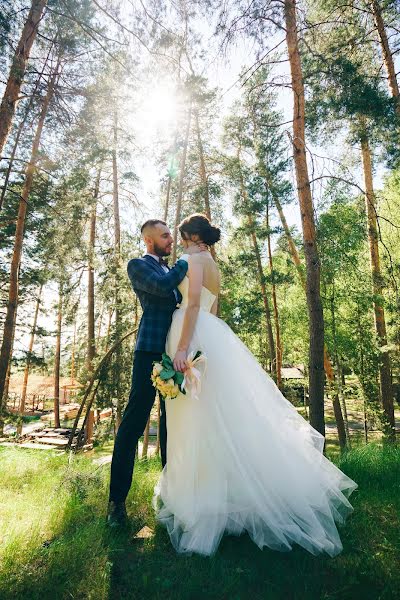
[153,242,172,257]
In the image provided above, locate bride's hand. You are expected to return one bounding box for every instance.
[173,349,188,373]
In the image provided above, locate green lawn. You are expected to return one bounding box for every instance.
[0,443,399,600]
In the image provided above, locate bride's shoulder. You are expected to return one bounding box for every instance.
[187,252,214,263]
[178,253,213,266]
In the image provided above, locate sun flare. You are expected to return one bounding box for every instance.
[142,84,178,131]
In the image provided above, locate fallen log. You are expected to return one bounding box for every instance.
[67,328,137,450]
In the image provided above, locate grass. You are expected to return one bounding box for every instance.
[0,443,399,600]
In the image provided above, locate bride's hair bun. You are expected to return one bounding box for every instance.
[179,213,221,246]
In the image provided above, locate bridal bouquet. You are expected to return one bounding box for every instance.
[151,351,206,400]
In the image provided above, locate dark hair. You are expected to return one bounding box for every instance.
[179,213,221,246]
[140,219,166,233]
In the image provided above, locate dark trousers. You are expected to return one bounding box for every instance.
[109,350,167,503]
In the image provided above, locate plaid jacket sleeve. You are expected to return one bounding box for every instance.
[127,258,188,297]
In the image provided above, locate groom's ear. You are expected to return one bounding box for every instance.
[141,227,154,246]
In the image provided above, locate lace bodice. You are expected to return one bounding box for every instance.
[177,255,216,313]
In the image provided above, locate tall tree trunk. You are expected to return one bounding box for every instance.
[1,305,18,435]
[87,168,100,373]
[96,303,104,341]
[370,0,400,115]
[3,360,12,415]
[356,303,369,444]
[237,151,276,374]
[271,188,347,449]
[360,134,395,436]
[323,347,347,451]
[284,0,325,436]
[1,111,29,212]
[164,175,172,222]
[17,283,43,434]
[172,104,192,263]
[0,59,59,420]
[112,111,122,430]
[250,226,276,374]
[70,321,76,383]
[112,114,121,256]
[0,0,47,156]
[3,359,13,419]
[266,200,282,387]
[272,192,305,284]
[194,109,217,261]
[0,37,54,211]
[53,282,62,429]
[330,289,351,447]
[163,134,178,221]
[84,409,95,445]
[105,308,113,352]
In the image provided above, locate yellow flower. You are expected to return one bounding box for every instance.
[152,373,180,399]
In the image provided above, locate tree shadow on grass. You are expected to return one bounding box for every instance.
[101,512,387,600]
[0,490,393,600]
[102,447,400,600]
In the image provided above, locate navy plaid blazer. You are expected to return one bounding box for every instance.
[127,255,188,353]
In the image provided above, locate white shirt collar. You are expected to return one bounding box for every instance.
[145,253,161,262]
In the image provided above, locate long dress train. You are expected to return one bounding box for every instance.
[153,271,357,557]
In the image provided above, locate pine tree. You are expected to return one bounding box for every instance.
[0,0,48,155]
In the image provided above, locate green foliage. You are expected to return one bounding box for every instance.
[0,1,13,53]
[303,0,399,162]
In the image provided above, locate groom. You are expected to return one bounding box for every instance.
[107,219,191,526]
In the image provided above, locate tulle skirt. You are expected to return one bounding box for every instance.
[153,308,358,557]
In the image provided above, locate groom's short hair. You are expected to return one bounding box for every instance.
[141,219,167,235]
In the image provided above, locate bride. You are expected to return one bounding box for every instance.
[153,213,357,557]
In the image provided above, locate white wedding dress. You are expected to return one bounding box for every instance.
[153,264,358,557]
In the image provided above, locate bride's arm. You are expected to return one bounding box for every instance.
[173,256,204,372]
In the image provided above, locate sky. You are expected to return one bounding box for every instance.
[131,20,301,233]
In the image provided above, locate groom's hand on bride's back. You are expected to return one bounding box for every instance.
[127,257,188,297]
[186,242,208,254]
